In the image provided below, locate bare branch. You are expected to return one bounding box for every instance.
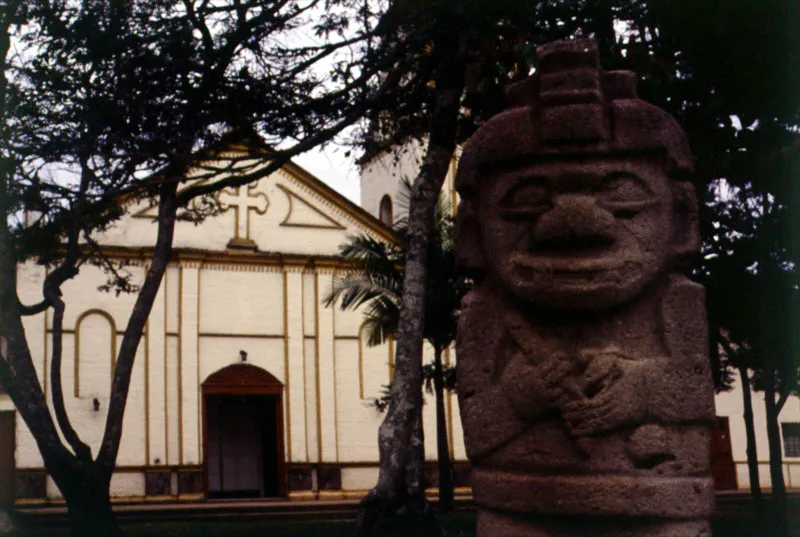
[177,59,408,204]
[46,277,92,461]
[97,180,179,471]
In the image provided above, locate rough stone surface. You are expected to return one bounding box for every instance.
[0,511,13,534]
[455,38,715,537]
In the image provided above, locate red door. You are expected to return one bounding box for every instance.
[0,412,15,507]
[710,416,737,490]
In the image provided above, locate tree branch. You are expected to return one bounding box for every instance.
[177,58,407,204]
[42,156,93,460]
[777,389,790,414]
[46,278,92,461]
[97,179,179,471]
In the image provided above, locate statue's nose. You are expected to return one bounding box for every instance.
[532,194,615,250]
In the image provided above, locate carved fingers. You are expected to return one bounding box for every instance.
[563,391,619,437]
[500,350,576,421]
[561,361,648,437]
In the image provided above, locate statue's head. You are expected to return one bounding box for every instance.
[455,39,699,310]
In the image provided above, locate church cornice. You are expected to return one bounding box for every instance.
[90,245,362,272]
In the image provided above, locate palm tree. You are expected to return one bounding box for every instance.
[325,192,469,512]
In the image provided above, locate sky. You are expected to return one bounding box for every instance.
[293,145,361,204]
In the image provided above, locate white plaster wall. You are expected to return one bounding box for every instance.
[180,266,201,465]
[110,472,146,497]
[45,473,145,500]
[360,141,426,223]
[715,374,800,489]
[198,268,284,335]
[316,272,338,462]
[304,337,319,464]
[285,269,308,464]
[165,337,180,467]
[334,338,386,462]
[360,141,461,223]
[341,467,379,491]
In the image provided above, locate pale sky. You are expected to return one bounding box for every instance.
[293,145,361,204]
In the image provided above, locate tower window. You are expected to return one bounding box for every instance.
[379,195,393,226]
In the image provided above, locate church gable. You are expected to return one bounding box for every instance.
[106,148,395,257]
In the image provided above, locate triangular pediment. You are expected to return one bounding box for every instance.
[101,142,395,257]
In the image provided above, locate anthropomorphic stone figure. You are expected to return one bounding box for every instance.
[455,39,715,537]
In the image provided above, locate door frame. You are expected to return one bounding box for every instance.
[201,364,286,499]
[710,415,737,490]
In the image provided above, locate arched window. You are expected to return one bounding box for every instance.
[379,195,393,226]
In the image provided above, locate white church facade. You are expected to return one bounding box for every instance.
[0,141,798,504]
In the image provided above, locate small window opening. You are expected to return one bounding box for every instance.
[379,195,393,226]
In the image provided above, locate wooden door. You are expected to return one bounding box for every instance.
[710,416,737,490]
[202,364,287,499]
[0,412,15,507]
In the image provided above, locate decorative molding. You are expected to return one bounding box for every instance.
[301,274,310,463]
[278,162,397,243]
[277,184,345,230]
[83,245,370,272]
[314,272,322,463]
[283,270,292,463]
[164,271,170,466]
[73,309,118,398]
[196,264,202,465]
[177,267,184,466]
[145,319,150,466]
[197,332,284,339]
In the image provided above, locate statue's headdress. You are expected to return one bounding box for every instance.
[455,39,698,272]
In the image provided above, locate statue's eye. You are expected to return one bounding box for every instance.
[596,173,651,204]
[503,177,550,212]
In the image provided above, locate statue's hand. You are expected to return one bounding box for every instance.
[500,350,576,422]
[561,357,648,437]
[577,346,626,398]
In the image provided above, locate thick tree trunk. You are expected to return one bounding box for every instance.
[54,461,123,537]
[738,366,762,502]
[357,34,465,537]
[432,345,453,512]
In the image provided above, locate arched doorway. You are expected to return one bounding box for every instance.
[202,364,286,499]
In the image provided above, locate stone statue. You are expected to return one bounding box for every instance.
[454,39,716,537]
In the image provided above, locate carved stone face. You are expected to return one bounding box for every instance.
[477,157,675,309]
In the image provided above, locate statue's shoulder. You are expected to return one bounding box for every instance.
[660,274,707,360]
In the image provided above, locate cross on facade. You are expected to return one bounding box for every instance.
[218,183,269,248]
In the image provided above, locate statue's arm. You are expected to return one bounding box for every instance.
[649,274,716,424]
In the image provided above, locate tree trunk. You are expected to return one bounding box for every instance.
[587,0,616,63]
[432,345,454,512]
[764,379,785,495]
[738,366,762,502]
[763,365,788,537]
[357,33,465,537]
[55,462,124,537]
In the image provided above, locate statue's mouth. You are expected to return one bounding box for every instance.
[510,254,631,279]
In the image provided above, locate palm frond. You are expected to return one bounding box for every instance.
[325,273,401,310]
